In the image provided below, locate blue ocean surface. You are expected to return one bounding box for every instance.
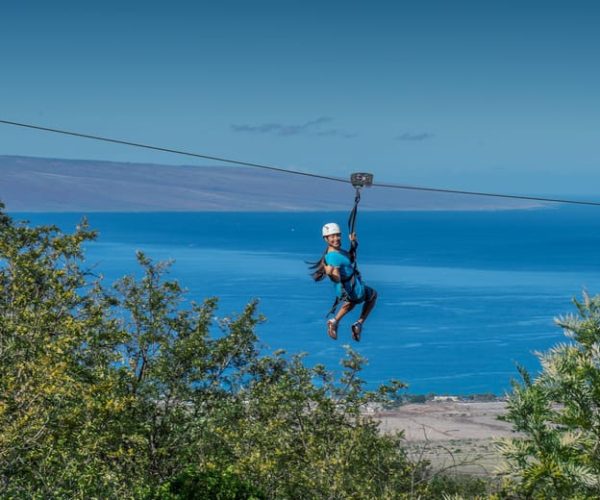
[15,207,600,395]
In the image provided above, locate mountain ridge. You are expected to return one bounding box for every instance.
[0,155,542,212]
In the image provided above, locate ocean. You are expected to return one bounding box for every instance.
[15,207,600,395]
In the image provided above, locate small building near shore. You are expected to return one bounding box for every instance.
[432,395,460,402]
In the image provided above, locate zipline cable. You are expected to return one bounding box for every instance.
[2,118,600,208]
[374,181,600,207]
[0,119,346,184]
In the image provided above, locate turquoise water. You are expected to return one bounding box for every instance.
[15,207,600,395]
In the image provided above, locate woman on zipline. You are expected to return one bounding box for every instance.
[310,222,377,341]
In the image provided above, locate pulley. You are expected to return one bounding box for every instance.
[350,172,374,189]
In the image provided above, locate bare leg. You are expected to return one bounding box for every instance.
[357,289,377,325]
[335,301,356,322]
[327,301,356,340]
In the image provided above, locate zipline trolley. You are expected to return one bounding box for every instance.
[350,172,374,190]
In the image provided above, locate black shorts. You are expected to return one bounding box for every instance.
[363,285,377,303]
[345,285,377,304]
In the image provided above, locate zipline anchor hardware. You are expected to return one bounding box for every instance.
[350,172,374,189]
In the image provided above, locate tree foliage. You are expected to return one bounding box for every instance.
[0,204,424,499]
[498,292,600,499]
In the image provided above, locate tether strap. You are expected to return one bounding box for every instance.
[348,188,361,261]
[348,188,361,235]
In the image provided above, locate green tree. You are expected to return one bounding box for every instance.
[205,348,413,499]
[108,251,265,492]
[498,292,600,499]
[0,205,264,497]
[0,206,131,496]
[1,204,423,498]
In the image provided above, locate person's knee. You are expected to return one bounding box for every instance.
[342,301,355,311]
[368,288,378,303]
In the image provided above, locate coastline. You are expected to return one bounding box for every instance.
[375,400,512,441]
[374,401,514,475]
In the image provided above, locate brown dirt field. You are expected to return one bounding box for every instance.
[373,401,517,476]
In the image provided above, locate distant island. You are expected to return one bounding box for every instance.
[0,155,544,212]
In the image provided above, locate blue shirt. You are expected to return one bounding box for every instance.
[325,249,365,301]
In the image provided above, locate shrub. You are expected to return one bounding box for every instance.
[498,292,600,498]
[0,205,419,499]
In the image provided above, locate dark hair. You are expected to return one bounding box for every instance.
[308,249,327,281]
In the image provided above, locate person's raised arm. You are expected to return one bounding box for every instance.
[324,264,341,282]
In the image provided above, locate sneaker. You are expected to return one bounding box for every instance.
[351,321,362,342]
[327,319,338,340]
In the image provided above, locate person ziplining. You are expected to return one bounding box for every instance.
[309,173,378,342]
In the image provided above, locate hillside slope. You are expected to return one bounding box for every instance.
[0,155,541,211]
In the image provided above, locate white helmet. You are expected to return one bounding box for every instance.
[322,222,341,237]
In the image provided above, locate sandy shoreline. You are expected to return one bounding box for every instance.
[373,401,515,475]
[374,401,514,441]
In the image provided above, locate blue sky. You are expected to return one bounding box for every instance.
[1,0,598,196]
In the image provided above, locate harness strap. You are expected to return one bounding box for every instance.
[327,296,342,317]
[340,273,354,283]
[326,288,365,317]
